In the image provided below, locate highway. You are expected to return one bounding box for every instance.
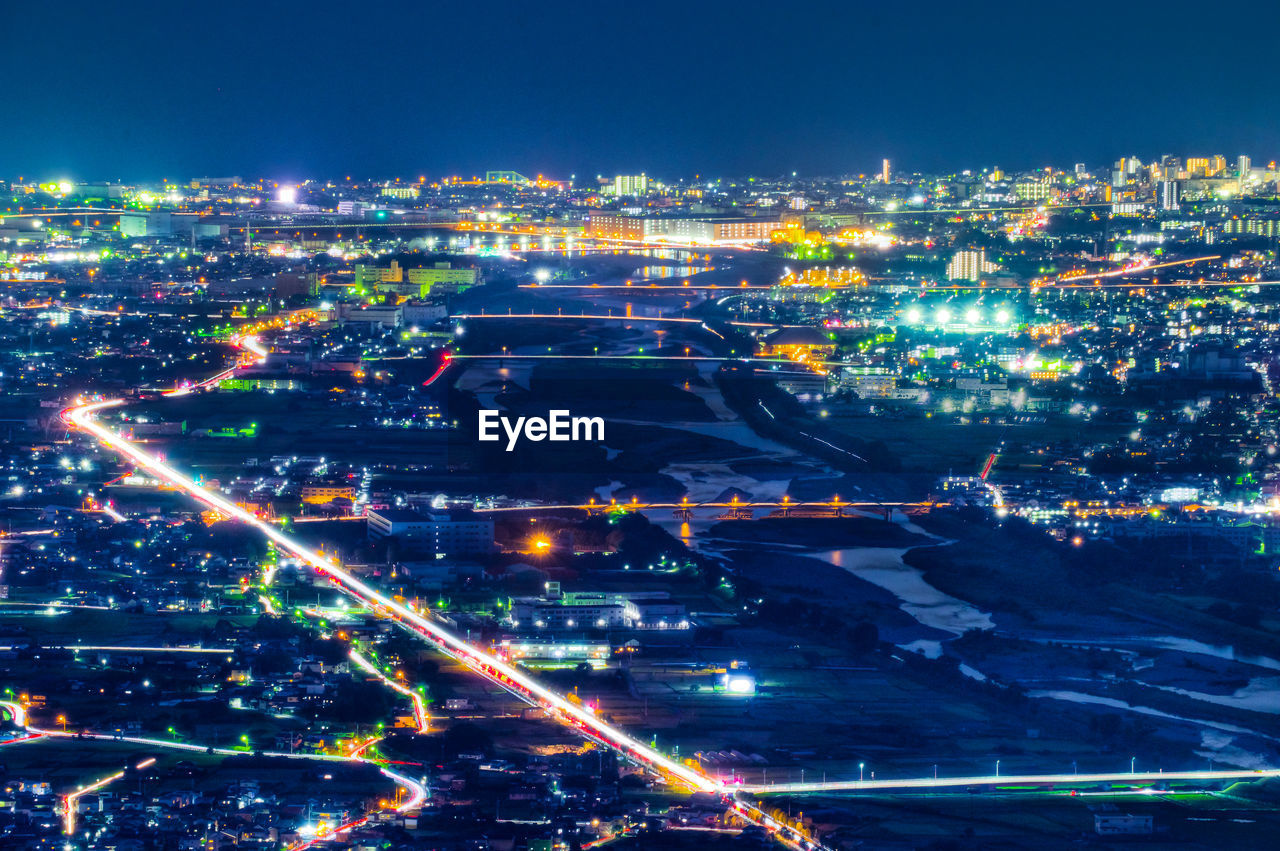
[742,767,1280,795]
[65,307,1280,844]
[905,255,1223,289]
[60,328,827,849]
[0,645,235,654]
[64,397,716,787]
[480,496,937,515]
[448,352,805,364]
[451,311,800,328]
[519,283,776,290]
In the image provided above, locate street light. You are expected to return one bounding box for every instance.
[1130,756,1136,774]
[995,759,1000,778]
[57,715,67,732]
[859,762,865,782]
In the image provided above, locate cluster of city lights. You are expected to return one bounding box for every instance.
[900,305,1014,327]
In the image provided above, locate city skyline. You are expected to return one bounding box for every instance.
[8,4,1280,848]
[6,0,1280,179]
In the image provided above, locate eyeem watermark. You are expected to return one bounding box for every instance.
[478,409,604,451]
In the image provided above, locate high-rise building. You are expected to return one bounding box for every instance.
[612,174,648,196]
[946,249,999,282]
[1112,157,1131,187]
[1074,163,1088,178]
[1159,180,1181,211]
[1186,157,1210,177]
[1111,156,1145,188]
[1209,155,1226,176]
[881,158,891,184]
[1239,155,1252,180]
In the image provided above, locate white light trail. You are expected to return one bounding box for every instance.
[743,767,1280,795]
[62,398,718,793]
[0,700,426,831]
[54,317,830,849]
[65,768,124,834]
[99,502,127,523]
[13,645,236,654]
[349,648,430,734]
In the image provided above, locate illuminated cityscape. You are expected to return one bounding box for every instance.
[5,1,1280,849]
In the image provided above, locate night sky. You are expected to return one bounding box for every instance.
[5,0,1278,181]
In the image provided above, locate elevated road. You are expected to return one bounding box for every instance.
[742,767,1280,795]
[63,396,717,791]
[451,311,802,329]
[60,328,827,849]
[61,306,1280,847]
[63,400,828,848]
[481,496,939,516]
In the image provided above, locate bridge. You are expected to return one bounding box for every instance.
[450,311,807,329]
[739,767,1280,795]
[482,495,942,520]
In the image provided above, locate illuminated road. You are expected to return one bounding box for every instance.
[228,221,762,253]
[348,648,431,733]
[452,312,799,329]
[742,767,1280,795]
[61,403,719,793]
[907,255,1223,289]
[519,283,774,290]
[0,645,234,654]
[65,757,155,834]
[481,496,938,515]
[60,331,829,849]
[1046,255,1218,283]
[449,352,800,364]
[0,700,427,842]
[48,300,1280,845]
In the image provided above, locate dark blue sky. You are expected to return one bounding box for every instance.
[5,0,1278,181]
